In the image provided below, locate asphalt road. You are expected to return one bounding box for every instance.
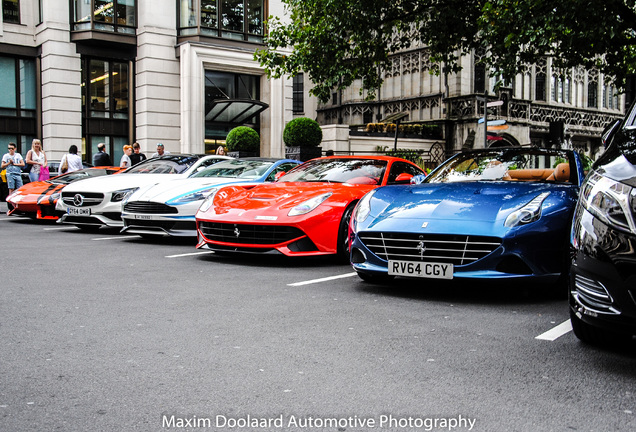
[0,210,635,432]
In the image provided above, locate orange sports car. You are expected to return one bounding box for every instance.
[6,166,124,220]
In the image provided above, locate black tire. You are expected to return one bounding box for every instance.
[570,308,631,346]
[336,204,356,263]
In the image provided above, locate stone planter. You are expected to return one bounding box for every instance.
[285,146,322,162]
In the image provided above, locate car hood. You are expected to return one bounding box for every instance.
[61,173,185,193]
[363,181,575,235]
[130,177,253,203]
[211,182,374,214]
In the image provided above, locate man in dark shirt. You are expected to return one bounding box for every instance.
[93,143,112,166]
[129,142,147,166]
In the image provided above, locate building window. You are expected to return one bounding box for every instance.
[72,0,136,34]
[551,74,571,104]
[179,0,265,43]
[2,0,19,23]
[0,56,37,155]
[81,58,131,162]
[587,71,599,108]
[534,59,547,102]
[474,64,486,94]
[292,73,304,114]
[603,83,619,110]
[0,56,37,118]
[85,59,129,119]
[204,70,260,149]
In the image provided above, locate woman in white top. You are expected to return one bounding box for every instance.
[59,145,83,175]
[25,139,48,182]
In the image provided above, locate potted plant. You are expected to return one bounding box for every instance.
[284,117,323,161]
[226,126,260,157]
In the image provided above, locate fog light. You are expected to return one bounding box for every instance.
[351,248,366,264]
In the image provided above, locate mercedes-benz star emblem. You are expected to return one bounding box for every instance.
[73,194,84,206]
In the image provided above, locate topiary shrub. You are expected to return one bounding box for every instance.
[283,117,323,148]
[226,126,260,153]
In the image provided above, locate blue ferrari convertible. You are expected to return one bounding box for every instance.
[350,147,584,286]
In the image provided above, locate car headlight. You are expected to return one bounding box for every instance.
[353,189,376,223]
[171,187,219,204]
[288,193,332,216]
[504,192,550,227]
[580,171,636,234]
[38,192,59,205]
[112,187,138,203]
[198,188,220,213]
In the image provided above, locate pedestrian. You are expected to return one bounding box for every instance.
[25,139,48,182]
[151,143,170,158]
[130,142,147,166]
[59,145,83,175]
[1,143,25,199]
[120,145,133,168]
[93,142,112,166]
[216,145,226,156]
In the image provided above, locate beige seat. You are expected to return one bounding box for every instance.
[546,163,570,182]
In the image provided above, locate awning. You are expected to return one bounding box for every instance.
[205,99,269,124]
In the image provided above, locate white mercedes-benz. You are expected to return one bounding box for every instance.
[120,158,301,237]
[56,154,232,230]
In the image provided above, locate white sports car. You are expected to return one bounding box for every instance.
[56,154,232,230]
[120,158,301,237]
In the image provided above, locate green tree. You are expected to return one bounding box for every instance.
[226,126,260,153]
[256,0,636,103]
[283,117,323,147]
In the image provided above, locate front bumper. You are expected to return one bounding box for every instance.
[569,207,636,334]
[350,228,565,282]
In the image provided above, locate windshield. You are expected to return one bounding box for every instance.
[426,149,574,183]
[279,158,387,183]
[126,155,200,174]
[49,168,120,185]
[191,159,274,179]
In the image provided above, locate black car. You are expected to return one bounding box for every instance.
[569,104,636,345]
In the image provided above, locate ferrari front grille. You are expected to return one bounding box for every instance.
[199,222,305,245]
[358,232,501,266]
[124,201,178,214]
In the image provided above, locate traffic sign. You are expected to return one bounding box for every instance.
[486,100,504,108]
[487,124,509,131]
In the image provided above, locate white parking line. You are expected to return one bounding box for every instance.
[535,320,572,341]
[91,235,140,241]
[43,227,72,231]
[288,272,357,287]
[166,251,214,258]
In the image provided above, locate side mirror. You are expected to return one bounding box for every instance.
[394,173,414,184]
[601,119,621,147]
[274,171,286,181]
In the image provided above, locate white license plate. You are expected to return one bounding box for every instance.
[134,214,152,220]
[388,260,454,279]
[67,207,90,216]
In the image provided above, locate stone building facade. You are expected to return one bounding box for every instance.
[0,0,294,164]
[314,41,628,163]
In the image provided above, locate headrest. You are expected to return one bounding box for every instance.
[553,163,570,182]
